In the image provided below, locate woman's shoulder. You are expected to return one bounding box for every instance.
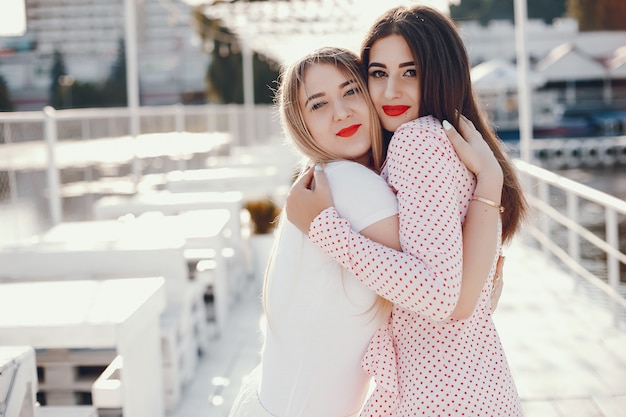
[325,160,376,177]
[396,115,442,136]
[324,161,391,194]
[391,115,446,149]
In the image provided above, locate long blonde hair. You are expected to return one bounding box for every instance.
[264,46,392,322]
[277,46,384,172]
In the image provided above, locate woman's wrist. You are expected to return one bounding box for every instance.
[474,166,503,203]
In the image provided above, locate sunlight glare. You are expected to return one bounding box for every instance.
[0,0,27,36]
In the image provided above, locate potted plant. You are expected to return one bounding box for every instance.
[244,199,281,235]
[244,199,281,284]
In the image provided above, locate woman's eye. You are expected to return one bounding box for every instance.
[369,70,387,79]
[345,87,360,97]
[404,69,417,77]
[311,101,325,111]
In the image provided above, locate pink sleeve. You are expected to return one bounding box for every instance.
[309,118,468,321]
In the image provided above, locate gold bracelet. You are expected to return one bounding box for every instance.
[471,196,504,213]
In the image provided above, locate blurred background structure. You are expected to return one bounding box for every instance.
[0,1,625,417]
[0,0,624,126]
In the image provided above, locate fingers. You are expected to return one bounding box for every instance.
[457,115,479,142]
[490,255,505,313]
[459,114,476,130]
[292,165,314,190]
[495,255,505,278]
[284,163,334,234]
[443,119,473,162]
[443,119,467,146]
[312,164,329,191]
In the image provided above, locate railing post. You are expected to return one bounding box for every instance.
[81,118,90,140]
[175,103,186,171]
[206,104,217,133]
[228,104,240,146]
[130,106,141,192]
[4,124,18,206]
[566,191,580,265]
[538,180,550,253]
[43,106,62,225]
[4,123,22,242]
[605,207,620,324]
[605,208,619,290]
[175,103,185,133]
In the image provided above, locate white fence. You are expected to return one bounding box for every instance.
[0,104,281,145]
[0,104,282,243]
[2,105,626,319]
[514,159,626,321]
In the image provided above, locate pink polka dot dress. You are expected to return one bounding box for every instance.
[309,116,523,416]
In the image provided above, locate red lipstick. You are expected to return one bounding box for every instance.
[336,124,361,138]
[383,105,410,117]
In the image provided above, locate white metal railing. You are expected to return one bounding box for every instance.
[514,159,626,320]
[0,103,281,144]
[0,104,283,243]
[2,105,625,316]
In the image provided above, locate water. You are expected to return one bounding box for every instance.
[544,165,626,282]
[555,165,626,200]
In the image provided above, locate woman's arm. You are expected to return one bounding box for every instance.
[286,117,502,320]
[443,117,503,319]
[287,162,458,320]
[291,165,402,252]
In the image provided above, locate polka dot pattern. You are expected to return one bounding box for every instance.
[309,116,522,416]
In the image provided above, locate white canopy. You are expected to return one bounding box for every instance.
[609,46,626,79]
[535,43,608,82]
[471,58,545,92]
[196,0,444,65]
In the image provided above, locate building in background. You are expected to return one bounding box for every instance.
[0,0,208,110]
[1,0,625,128]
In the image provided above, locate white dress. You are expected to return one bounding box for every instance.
[229,160,398,417]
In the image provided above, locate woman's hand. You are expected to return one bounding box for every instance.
[285,165,334,234]
[443,116,502,180]
[490,255,505,313]
[443,115,503,202]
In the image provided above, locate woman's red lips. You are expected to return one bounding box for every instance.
[336,124,361,137]
[383,105,410,116]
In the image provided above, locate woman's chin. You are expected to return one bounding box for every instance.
[382,120,402,133]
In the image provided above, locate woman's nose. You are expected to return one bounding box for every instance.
[384,77,400,99]
[333,102,351,121]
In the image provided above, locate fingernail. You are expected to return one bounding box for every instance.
[314,164,323,172]
[442,120,452,130]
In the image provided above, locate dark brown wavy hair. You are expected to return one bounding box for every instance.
[361,5,527,242]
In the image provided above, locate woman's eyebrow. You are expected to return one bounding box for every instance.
[368,62,386,69]
[304,79,355,105]
[340,79,356,88]
[368,61,415,69]
[305,92,324,106]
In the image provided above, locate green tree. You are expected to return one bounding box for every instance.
[69,81,107,108]
[567,0,626,30]
[0,74,13,112]
[207,36,244,104]
[193,4,279,104]
[48,49,68,108]
[254,54,280,105]
[451,0,567,24]
[103,38,127,106]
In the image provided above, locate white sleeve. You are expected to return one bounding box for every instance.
[323,161,398,233]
